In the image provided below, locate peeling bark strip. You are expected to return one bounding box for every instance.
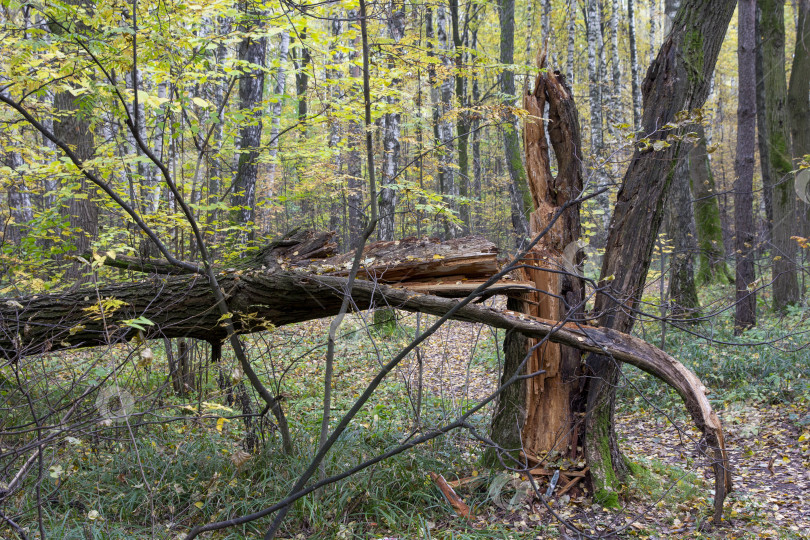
[0,242,731,517]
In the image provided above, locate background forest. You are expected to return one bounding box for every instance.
[1,0,809,539]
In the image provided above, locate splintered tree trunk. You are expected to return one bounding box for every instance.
[490,55,585,465]
[588,0,736,512]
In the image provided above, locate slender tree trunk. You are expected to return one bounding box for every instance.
[498,0,531,247]
[294,27,311,124]
[450,0,471,236]
[666,155,700,316]
[735,0,758,333]
[567,0,576,85]
[759,0,799,310]
[756,5,774,241]
[267,32,290,196]
[379,1,405,241]
[347,10,363,246]
[231,1,267,238]
[628,0,642,129]
[437,4,457,239]
[586,0,611,247]
[588,0,736,501]
[691,125,733,284]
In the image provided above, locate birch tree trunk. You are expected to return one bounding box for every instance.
[379,1,405,241]
[628,0,643,129]
[437,4,457,239]
[347,10,363,247]
[267,31,290,197]
[735,0,758,333]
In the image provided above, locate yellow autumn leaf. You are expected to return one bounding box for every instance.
[194,501,204,509]
[216,417,229,433]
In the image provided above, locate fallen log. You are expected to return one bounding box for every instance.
[0,233,730,519]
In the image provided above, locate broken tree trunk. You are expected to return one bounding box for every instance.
[0,230,730,520]
[0,232,530,356]
[491,51,587,463]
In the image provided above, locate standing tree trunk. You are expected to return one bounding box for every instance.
[585,0,611,248]
[502,53,586,463]
[666,155,700,316]
[379,1,405,242]
[628,0,643,130]
[347,10,363,247]
[567,0,576,85]
[759,0,799,311]
[437,4,457,239]
[755,4,774,241]
[691,125,734,284]
[788,0,810,238]
[498,0,531,247]
[231,1,267,238]
[588,0,736,504]
[735,0,758,334]
[267,32,290,196]
[450,0,471,236]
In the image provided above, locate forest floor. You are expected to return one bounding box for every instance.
[397,315,810,540]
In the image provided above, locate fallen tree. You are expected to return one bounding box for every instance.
[0,231,730,520]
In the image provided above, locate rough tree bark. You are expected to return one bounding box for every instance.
[735,0,758,333]
[759,0,799,311]
[588,0,736,513]
[788,0,810,237]
[628,0,643,129]
[231,0,267,234]
[498,0,531,246]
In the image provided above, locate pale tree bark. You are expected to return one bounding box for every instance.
[649,0,657,64]
[588,0,736,509]
[266,32,290,197]
[607,0,621,132]
[585,0,611,248]
[498,0,531,248]
[379,1,405,241]
[628,0,643,129]
[567,0,576,85]
[735,0,758,333]
[3,151,33,246]
[450,0,471,236]
[327,15,343,245]
[437,4,457,239]
[759,0,799,310]
[231,0,267,237]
